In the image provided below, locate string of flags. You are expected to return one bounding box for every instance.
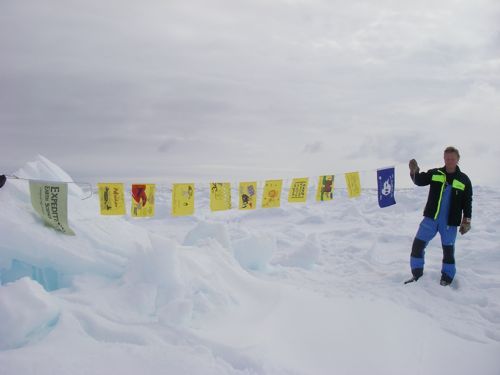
[9,167,397,235]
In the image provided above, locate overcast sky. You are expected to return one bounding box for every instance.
[1,0,499,187]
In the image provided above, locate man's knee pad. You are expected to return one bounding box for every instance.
[442,245,455,264]
[411,238,426,258]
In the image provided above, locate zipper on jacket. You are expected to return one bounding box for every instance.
[433,170,446,220]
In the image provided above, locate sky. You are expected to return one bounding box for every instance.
[1,0,500,187]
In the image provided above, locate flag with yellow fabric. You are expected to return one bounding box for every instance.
[210,182,231,211]
[288,178,309,203]
[345,172,361,198]
[98,183,126,215]
[131,184,155,217]
[239,181,257,210]
[316,175,334,201]
[172,183,195,216]
[262,180,282,208]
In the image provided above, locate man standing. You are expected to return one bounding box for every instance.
[406,146,473,286]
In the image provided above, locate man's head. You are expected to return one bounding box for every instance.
[444,146,460,172]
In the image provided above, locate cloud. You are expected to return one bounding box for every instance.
[158,138,179,153]
[1,0,499,186]
[303,141,323,154]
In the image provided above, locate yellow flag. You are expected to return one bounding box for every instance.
[98,183,126,215]
[172,183,195,216]
[316,175,335,201]
[262,180,283,208]
[210,182,231,211]
[288,178,309,203]
[131,184,155,217]
[345,172,361,198]
[239,181,257,210]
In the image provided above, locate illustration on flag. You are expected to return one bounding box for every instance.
[316,175,334,201]
[98,183,126,215]
[288,178,309,203]
[377,167,396,208]
[239,181,257,210]
[262,180,283,208]
[345,172,361,198]
[131,184,155,217]
[210,182,232,211]
[172,183,195,216]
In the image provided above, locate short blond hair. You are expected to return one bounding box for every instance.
[444,146,460,160]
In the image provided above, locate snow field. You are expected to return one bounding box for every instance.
[0,156,499,374]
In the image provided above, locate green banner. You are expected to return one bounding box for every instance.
[29,181,75,235]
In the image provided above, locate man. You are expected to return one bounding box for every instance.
[0,174,6,189]
[406,146,473,286]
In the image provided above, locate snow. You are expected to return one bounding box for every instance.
[0,155,499,374]
[184,222,232,250]
[233,233,276,271]
[0,277,60,350]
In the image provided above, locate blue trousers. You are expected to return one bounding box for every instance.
[410,217,458,282]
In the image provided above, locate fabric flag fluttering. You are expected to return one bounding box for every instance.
[210,183,232,211]
[98,183,126,215]
[172,183,195,216]
[131,184,155,217]
[239,181,257,210]
[316,175,334,201]
[288,178,309,203]
[377,167,396,208]
[29,181,75,235]
[262,180,283,208]
[345,172,361,198]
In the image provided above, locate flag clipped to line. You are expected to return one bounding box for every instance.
[262,180,282,208]
[239,181,257,210]
[131,184,155,217]
[345,172,361,198]
[210,182,232,211]
[172,183,194,216]
[29,181,75,235]
[288,178,309,203]
[98,183,126,215]
[377,167,396,208]
[316,175,334,201]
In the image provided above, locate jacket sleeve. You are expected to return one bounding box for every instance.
[412,169,433,186]
[463,177,473,219]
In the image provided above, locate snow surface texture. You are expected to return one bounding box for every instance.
[0,155,499,374]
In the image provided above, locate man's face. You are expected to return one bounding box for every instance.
[444,152,459,170]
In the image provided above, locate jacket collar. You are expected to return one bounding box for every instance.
[440,165,461,174]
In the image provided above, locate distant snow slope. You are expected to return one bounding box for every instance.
[1,156,499,374]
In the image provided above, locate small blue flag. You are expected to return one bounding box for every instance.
[377,167,396,208]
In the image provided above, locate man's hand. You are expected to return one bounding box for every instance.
[409,159,419,175]
[459,218,471,235]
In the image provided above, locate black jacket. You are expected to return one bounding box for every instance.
[412,166,472,226]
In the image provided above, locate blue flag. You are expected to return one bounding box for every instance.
[377,167,396,208]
